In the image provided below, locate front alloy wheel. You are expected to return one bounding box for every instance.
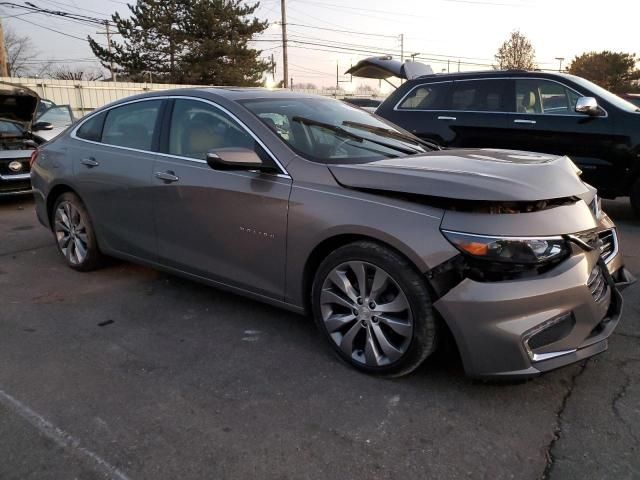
[312,241,438,376]
[320,261,413,367]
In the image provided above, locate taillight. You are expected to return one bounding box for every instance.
[29,149,39,168]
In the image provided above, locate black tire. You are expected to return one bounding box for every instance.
[311,240,438,377]
[52,192,104,271]
[631,178,640,218]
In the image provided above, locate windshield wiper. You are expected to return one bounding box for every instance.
[292,116,421,155]
[342,121,439,150]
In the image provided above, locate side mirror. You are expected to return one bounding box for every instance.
[575,97,601,116]
[206,147,263,171]
[32,121,54,131]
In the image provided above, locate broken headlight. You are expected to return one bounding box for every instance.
[441,230,570,266]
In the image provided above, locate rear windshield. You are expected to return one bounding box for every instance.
[240,97,431,164]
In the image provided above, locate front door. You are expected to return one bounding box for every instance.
[500,78,616,192]
[152,98,291,299]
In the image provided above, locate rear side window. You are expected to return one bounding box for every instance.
[397,83,450,110]
[101,100,162,150]
[449,79,512,112]
[76,112,105,142]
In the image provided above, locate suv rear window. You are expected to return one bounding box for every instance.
[449,79,512,112]
[397,83,450,110]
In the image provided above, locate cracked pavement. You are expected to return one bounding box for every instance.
[0,196,638,479]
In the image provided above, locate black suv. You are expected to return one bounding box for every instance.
[348,57,640,214]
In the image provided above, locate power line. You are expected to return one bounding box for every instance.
[10,15,88,40]
[278,22,398,39]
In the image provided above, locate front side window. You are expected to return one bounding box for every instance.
[101,100,162,150]
[168,99,259,160]
[516,79,580,115]
[397,83,450,110]
[449,79,512,112]
[241,97,431,163]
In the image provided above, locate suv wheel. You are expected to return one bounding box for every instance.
[311,241,438,376]
[631,178,640,217]
[52,192,104,271]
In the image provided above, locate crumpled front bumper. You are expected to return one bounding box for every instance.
[434,249,635,379]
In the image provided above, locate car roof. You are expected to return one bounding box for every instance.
[192,87,323,101]
[411,70,578,82]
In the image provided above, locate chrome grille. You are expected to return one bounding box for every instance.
[587,265,609,304]
[598,229,617,264]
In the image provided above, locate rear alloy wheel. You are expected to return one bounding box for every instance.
[53,192,104,271]
[631,178,640,218]
[312,241,438,376]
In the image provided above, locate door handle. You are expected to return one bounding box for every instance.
[437,116,457,121]
[514,119,537,124]
[155,171,179,183]
[80,157,99,167]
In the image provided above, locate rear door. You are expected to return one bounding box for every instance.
[152,97,291,299]
[442,78,515,149]
[71,98,164,260]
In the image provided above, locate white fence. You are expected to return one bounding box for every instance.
[0,77,384,118]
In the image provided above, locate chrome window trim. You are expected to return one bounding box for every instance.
[70,95,291,177]
[393,77,609,118]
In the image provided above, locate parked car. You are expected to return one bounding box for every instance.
[347,58,640,215]
[0,82,73,195]
[31,89,634,378]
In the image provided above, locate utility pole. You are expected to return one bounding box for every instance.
[399,33,404,63]
[96,20,117,81]
[0,19,8,77]
[447,59,450,73]
[280,0,288,88]
[555,57,565,72]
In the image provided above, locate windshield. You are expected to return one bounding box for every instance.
[240,97,432,163]
[566,75,640,113]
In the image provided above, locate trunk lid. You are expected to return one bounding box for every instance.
[328,149,590,202]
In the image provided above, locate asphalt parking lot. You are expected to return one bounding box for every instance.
[0,195,638,480]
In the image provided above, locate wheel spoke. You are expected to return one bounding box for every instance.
[339,320,362,357]
[324,313,356,333]
[58,208,71,229]
[55,220,70,233]
[321,290,356,310]
[369,268,390,302]
[58,233,71,249]
[74,237,87,262]
[364,329,382,366]
[348,261,368,298]
[377,315,412,337]
[371,323,403,363]
[328,269,358,303]
[376,293,409,313]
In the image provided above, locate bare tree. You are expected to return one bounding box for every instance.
[50,66,104,81]
[494,30,537,70]
[4,26,38,77]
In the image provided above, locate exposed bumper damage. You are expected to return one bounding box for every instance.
[429,202,635,379]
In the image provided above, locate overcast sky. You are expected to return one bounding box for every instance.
[3,0,638,89]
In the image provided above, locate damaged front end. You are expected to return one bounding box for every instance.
[427,201,634,379]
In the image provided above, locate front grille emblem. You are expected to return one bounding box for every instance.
[8,161,23,172]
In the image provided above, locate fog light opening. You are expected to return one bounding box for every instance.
[523,312,576,361]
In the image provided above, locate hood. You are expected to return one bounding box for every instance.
[0,82,39,127]
[328,149,591,202]
[345,56,433,80]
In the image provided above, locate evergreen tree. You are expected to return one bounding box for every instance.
[88,0,272,86]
